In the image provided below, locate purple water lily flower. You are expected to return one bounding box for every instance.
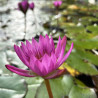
[6,35,73,79]
[29,2,35,10]
[53,0,62,8]
[18,0,29,14]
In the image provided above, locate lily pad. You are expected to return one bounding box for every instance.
[86,26,98,33]
[74,39,98,49]
[66,48,98,75]
[0,51,10,74]
[24,77,43,98]
[6,50,27,69]
[35,75,74,98]
[69,85,97,98]
[0,75,27,98]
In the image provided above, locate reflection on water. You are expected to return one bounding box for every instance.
[0,0,50,40]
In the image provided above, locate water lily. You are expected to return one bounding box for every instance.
[29,2,35,10]
[18,0,29,14]
[53,0,62,8]
[6,35,73,79]
[18,0,29,40]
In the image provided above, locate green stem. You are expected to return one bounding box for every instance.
[23,14,26,40]
[44,79,53,98]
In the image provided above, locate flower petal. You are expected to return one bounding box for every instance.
[61,36,67,49]
[50,37,55,53]
[41,54,54,74]
[45,34,50,41]
[32,38,39,55]
[58,1,62,6]
[39,35,44,55]
[21,42,29,58]
[6,65,35,77]
[26,40,33,55]
[50,52,57,67]
[14,45,29,66]
[33,60,45,76]
[30,56,44,76]
[60,42,74,65]
[43,35,51,54]
[57,45,65,66]
[29,55,37,71]
[55,36,62,58]
[41,54,50,72]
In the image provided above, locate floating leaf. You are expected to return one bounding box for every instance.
[86,26,98,34]
[6,50,26,69]
[0,75,27,98]
[26,85,40,98]
[69,85,97,98]
[74,39,98,49]
[24,77,43,98]
[0,51,10,74]
[66,48,98,75]
[36,75,74,98]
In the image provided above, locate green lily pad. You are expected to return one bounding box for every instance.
[74,39,98,49]
[6,50,27,69]
[35,75,74,98]
[0,75,27,98]
[66,26,85,33]
[69,85,97,98]
[81,17,98,25]
[86,26,98,33]
[0,51,10,74]
[26,85,40,98]
[66,48,98,75]
[74,49,98,66]
[24,77,43,98]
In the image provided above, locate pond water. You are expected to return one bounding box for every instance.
[0,0,50,41]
